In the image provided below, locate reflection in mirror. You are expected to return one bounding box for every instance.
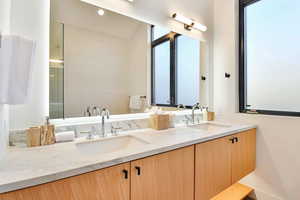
[151,26,203,108]
[50,0,208,119]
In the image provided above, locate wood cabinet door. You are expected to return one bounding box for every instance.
[130,146,194,200]
[0,163,130,200]
[231,129,256,183]
[195,136,232,200]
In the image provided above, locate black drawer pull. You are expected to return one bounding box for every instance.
[229,138,235,144]
[235,137,239,143]
[135,166,141,175]
[122,169,128,179]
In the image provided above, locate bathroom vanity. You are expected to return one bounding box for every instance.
[0,123,256,200]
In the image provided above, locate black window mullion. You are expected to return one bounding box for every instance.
[170,36,176,105]
[239,0,246,112]
[151,45,156,105]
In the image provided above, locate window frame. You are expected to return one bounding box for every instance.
[151,25,183,108]
[239,0,300,117]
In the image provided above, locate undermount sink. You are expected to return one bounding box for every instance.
[189,123,231,132]
[76,135,150,155]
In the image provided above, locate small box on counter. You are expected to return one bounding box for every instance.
[206,112,215,121]
[26,127,42,147]
[203,110,215,121]
[26,125,56,147]
[149,114,170,130]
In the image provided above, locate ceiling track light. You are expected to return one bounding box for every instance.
[171,13,207,32]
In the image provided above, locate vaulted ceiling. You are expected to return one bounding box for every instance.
[51,0,146,40]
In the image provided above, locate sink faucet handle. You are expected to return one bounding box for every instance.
[81,130,94,140]
[111,124,122,135]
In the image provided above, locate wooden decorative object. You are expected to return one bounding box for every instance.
[207,112,215,121]
[41,125,56,146]
[149,114,170,130]
[26,127,41,147]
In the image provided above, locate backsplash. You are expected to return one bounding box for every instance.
[9,113,202,148]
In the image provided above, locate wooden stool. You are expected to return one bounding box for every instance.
[211,183,254,200]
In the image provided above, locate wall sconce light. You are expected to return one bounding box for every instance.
[172,13,194,30]
[171,13,207,32]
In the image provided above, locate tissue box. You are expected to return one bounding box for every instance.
[26,127,41,147]
[149,114,170,130]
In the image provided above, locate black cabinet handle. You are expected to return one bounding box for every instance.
[235,137,239,143]
[122,169,128,179]
[135,166,141,176]
[229,138,235,144]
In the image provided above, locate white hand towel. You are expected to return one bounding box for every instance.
[0,35,36,104]
[55,131,75,143]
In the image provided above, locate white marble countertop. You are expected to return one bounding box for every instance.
[0,121,256,193]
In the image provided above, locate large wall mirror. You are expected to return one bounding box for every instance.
[50,0,209,119]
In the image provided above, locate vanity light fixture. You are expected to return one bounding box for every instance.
[172,13,193,30]
[97,9,105,16]
[127,0,134,2]
[171,13,207,32]
[49,59,64,64]
[193,22,208,32]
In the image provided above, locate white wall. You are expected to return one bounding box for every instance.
[213,0,300,199]
[9,0,50,130]
[127,24,148,97]
[0,0,11,159]
[64,24,132,116]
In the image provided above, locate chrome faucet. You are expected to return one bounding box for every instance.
[84,106,92,117]
[100,108,110,137]
[192,103,202,124]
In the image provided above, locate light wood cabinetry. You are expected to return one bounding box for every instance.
[231,129,256,183]
[130,146,195,200]
[195,136,232,200]
[0,163,130,200]
[0,129,256,200]
[195,129,256,200]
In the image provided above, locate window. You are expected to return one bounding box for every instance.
[151,26,201,107]
[239,0,300,116]
[177,36,200,106]
[153,41,171,104]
